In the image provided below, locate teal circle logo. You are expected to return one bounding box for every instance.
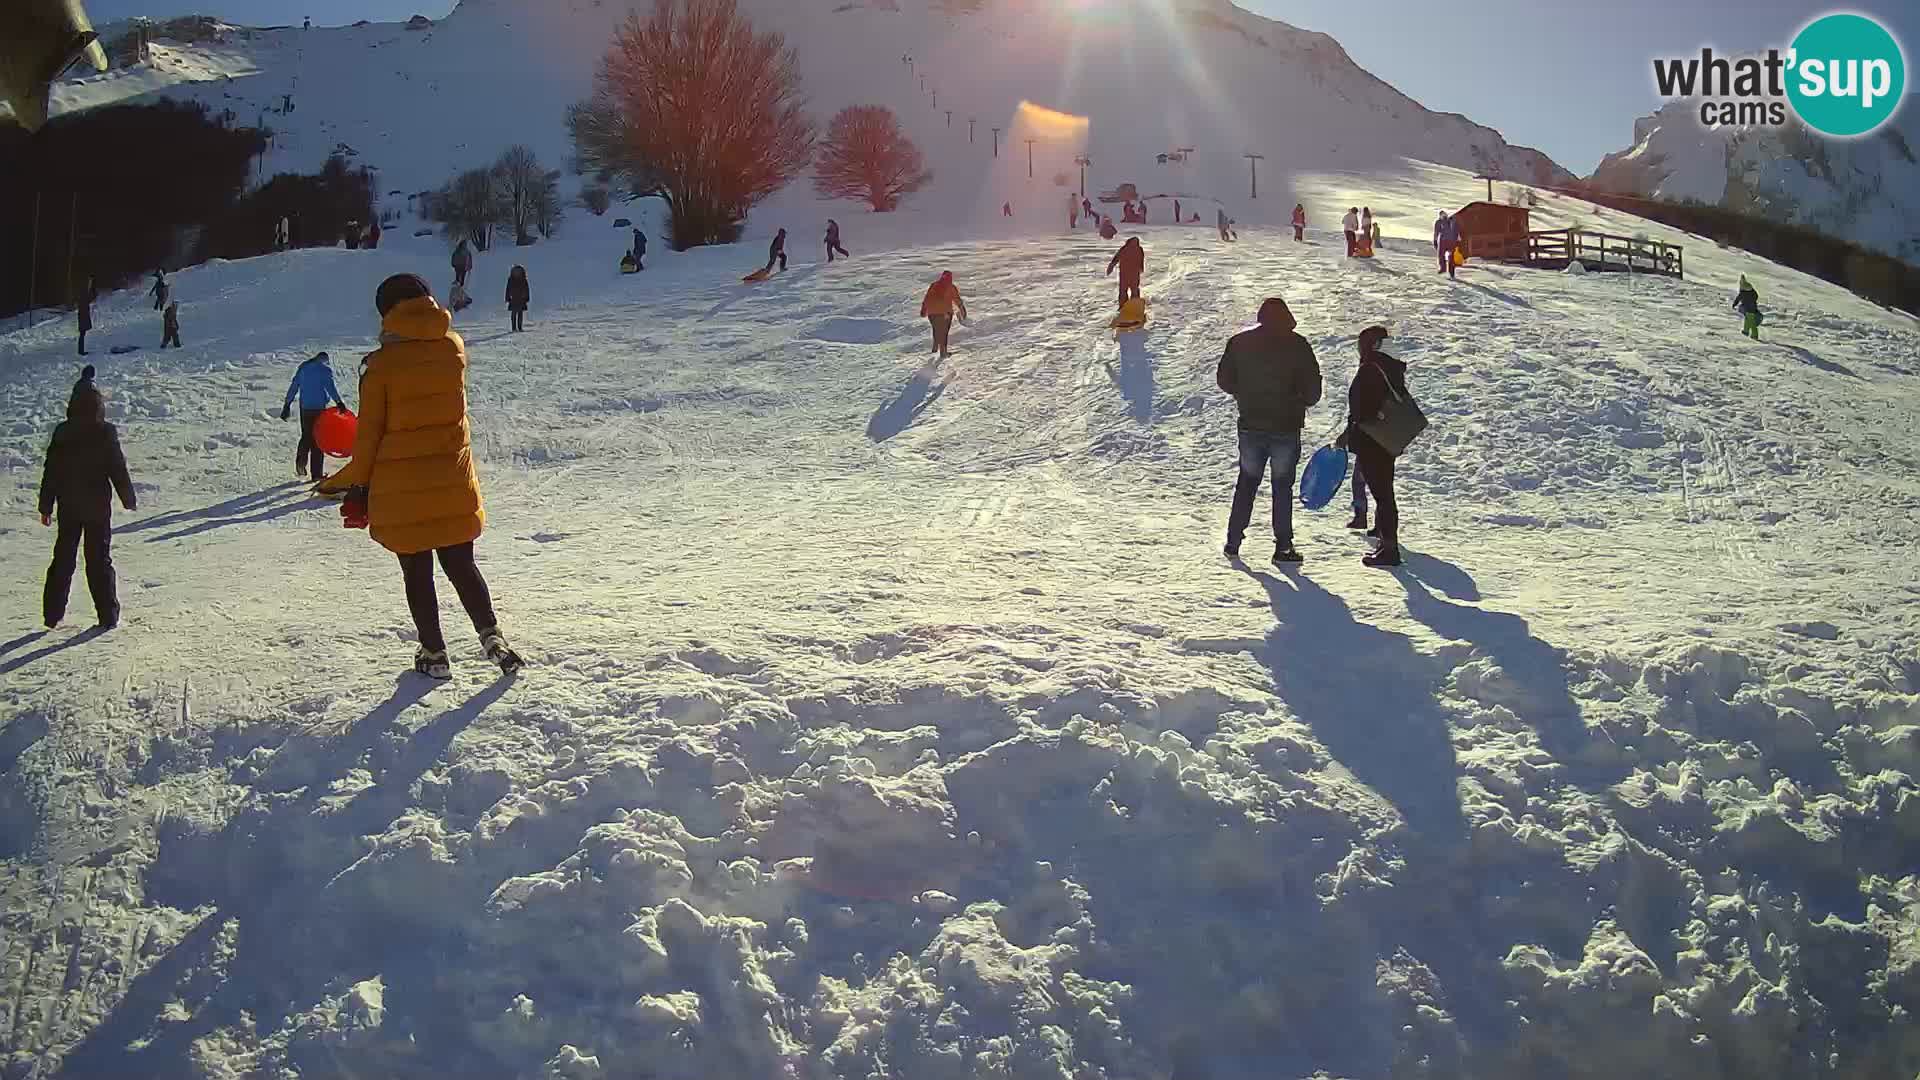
[1787,13,1906,137]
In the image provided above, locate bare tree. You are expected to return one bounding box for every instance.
[493,145,558,245]
[813,105,931,212]
[424,166,506,250]
[571,0,815,249]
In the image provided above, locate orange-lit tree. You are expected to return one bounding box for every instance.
[569,0,815,250]
[813,106,932,212]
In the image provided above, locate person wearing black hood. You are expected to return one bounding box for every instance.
[825,220,849,263]
[38,366,137,629]
[1217,297,1322,564]
[1337,325,1410,567]
[77,277,96,356]
[765,228,788,275]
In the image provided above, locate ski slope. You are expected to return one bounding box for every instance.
[4,161,1920,1078]
[34,0,1571,231]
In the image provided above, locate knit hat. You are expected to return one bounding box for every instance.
[68,365,103,422]
[375,273,434,316]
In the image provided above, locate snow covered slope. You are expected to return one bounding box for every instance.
[1590,99,1920,264]
[27,0,1572,226]
[3,161,1920,1078]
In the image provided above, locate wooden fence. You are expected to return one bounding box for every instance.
[1467,229,1684,278]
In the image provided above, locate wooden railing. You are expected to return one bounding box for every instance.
[1468,229,1683,278]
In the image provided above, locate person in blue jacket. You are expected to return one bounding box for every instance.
[281,351,347,482]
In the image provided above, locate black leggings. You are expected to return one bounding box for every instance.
[296,408,327,480]
[511,309,525,332]
[45,517,117,627]
[1354,438,1399,549]
[399,542,497,653]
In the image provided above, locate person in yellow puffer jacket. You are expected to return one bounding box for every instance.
[319,273,521,678]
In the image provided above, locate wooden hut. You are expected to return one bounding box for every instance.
[1454,202,1531,259]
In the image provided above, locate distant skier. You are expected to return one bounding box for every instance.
[76,277,95,356]
[1107,236,1145,308]
[632,227,647,269]
[1068,191,1080,230]
[1335,325,1410,567]
[506,265,530,332]
[451,239,473,289]
[149,269,170,311]
[1341,207,1360,256]
[920,271,967,360]
[1216,297,1321,565]
[1292,203,1306,242]
[282,351,347,483]
[160,301,181,349]
[825,219,849,262]
[1174,199,1182,224]
[1434,211,1461,278]
[317,273,523,678]
[1216,208,1232,242]
[1733,275,1763,339]
[1098,216,1118,240]
[1003,202,1013,218]
[39,365,136,630]
[368,220,382,249]
[765,228,788,274]
[1082,197,1094,222]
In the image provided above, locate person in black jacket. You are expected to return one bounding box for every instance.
[1336,325,1409,567]
[161,301,181,349]
[1217,297,1322,564]
[77,277,95,356]
[506,265,530,332]
[765,228,788,274]
[38,366,136,629]
[825,220,849,263]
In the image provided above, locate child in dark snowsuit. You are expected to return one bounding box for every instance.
[149,270,170,311]
[452,240,473,288]
[77,278,95,356]
[161,302,181,349]
[1732,275,1763,339]
[39,366,136,629]
[825,220,849,262]
[506,265,530,332]
[632,228,648,270]
[1107,237,1145,308]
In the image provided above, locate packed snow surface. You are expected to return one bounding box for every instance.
[4,160,1920,1078]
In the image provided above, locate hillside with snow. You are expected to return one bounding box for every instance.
[1590,99,1920,265]
[23,0,1573,228]
[3,153,1920,1077]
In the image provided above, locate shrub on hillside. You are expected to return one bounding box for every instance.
[581,186,613,216]
[570,0,815,250]
[813,105,931,212]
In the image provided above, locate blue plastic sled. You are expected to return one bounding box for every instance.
[1298,445,1349,510]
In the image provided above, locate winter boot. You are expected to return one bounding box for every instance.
[479,626,525,674]
[1363,546,1403,568]
[1223,543,1242,560]
[1345,513,1368,531]
[1272,543,1304,565]
[414,646,452,680]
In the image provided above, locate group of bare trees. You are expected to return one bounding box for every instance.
[570,0,932,251]
[422,146,563,250]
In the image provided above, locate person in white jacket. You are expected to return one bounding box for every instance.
[1341,207,1360,257]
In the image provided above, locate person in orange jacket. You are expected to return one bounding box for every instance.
[319,273,522,678]
[919,271,967,359]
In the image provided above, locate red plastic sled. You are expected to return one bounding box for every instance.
[314,406,358,458]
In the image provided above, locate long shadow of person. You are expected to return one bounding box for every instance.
[1395,558,1590,767]
[120,485,297,534]
[57,676,515,1080]
[1246,566,1465,847]
[0,625,110,678]
[1107,331,1156,423]
[866,360,948,442]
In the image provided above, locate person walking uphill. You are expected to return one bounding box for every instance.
[451,239,473,289]
[1733,275,1763,339]
[1337,325,1412,567]
[39,366,136,629]
[1107,236,1145,308]
[920,271,967,359]
[161,302,182,349]
[765,229,788,275]
[825,220,849,263]
[282,351,348,482]
[149,269,170,311]
[1217,298,1322,564]
[318,274,523,678]
[506,265,531,332]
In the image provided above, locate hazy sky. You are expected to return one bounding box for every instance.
[85,0,1918,174]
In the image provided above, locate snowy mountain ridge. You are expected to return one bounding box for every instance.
[30,0,1574,226]
[1589,98,1920,265]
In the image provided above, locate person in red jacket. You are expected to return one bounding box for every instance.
[1106,236,1144,308]
[919,272,967,359]
[1292,203,1306,242]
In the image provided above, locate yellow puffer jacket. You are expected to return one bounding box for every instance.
[320,297,483,555]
